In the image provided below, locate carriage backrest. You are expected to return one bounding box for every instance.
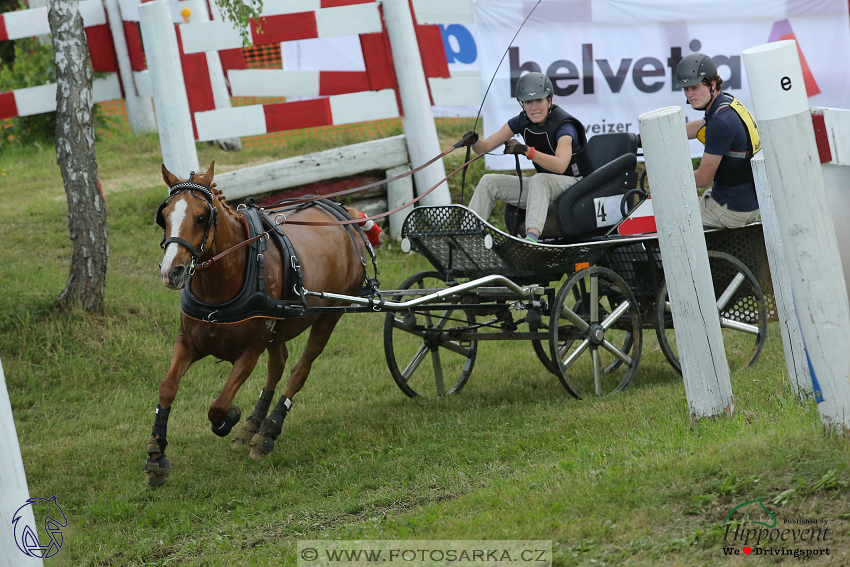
[586,133,640,173]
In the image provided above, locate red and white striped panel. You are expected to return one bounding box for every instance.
[811,107,850,166]
[0,0,105,41]
[0,74,121,120]
[193,89,398,142]
[180,3,382,55]
[227,68,480,106]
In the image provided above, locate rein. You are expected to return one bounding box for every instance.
[189,143,500,270]
[263,144,498,228]
[263,141,465,209]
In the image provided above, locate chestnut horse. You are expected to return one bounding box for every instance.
[146,161,369,486]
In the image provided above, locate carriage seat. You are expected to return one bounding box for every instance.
[505,132,640,240]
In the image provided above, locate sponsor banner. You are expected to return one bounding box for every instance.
[474,0,850,170]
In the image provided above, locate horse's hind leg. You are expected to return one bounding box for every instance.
[231,340,288,449]
[249,314,343,461]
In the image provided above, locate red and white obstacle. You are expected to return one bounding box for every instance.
[133,0,476,205]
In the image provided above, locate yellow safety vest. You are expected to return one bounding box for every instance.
[697,95,761,158]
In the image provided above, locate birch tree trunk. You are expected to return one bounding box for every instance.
[48,0,108,312]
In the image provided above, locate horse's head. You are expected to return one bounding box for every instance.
[157,161,218,289]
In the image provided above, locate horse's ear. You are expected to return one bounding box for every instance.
[202,161,215,185]
[162,164,181,188]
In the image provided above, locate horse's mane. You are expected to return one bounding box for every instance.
[211,184,235,216]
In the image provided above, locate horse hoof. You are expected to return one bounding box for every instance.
[248,433,274,461]
[144,455,172,487]
[231,417,261,449]
[211,405,241,438]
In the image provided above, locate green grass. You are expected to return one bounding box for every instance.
[1,125,848,567]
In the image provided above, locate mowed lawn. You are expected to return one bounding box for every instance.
[1,121,848,567]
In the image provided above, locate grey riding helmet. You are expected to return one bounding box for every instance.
[516,72,554,102]
[675,53,717,89]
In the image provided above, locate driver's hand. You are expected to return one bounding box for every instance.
[503,139,529,155]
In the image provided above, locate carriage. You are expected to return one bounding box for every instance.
[305,204,772,399]
[300,131,774,399]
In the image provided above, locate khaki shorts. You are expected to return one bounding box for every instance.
[699,191,759,228]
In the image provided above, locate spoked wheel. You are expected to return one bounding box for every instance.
[655,251,768,374]
[549,267,642,398]
[383,271,477,398]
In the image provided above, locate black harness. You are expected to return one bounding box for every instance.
[180,202,307,323]
[156,188,381,323]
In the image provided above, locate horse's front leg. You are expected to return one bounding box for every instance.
[249,314,343,461]
[145,334,197,487]
[207,347,265,438]
[231,340,288,449]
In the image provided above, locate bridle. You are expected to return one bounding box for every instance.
[156,173,219,273]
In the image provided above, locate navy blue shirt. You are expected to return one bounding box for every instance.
[507,114,580,154]
[702,93,759,212]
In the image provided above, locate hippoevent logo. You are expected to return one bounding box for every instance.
[721,498,831,558]
[12,495,67,559]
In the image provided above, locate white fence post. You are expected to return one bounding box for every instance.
[386,164,414,240]
[639,106,734,422]
[196,0,240,151]
[751,154,813,399]
[380,0,451,206]
[0,357,44,567]
[103,0,157,135]
[138,0,199,179]
[743,40,850,434]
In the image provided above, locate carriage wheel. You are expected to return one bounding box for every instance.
[549,267,642,399]
[655,251,768,375]
[383,271,478,398]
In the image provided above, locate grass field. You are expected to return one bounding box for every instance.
[1,122,849,567]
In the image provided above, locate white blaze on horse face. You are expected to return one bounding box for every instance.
[160,198,189,281]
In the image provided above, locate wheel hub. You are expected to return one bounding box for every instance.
[588,324,605,346]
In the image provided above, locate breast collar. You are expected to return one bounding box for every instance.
[180,203,306,323]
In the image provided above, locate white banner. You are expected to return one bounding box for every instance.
[475,0,850,169]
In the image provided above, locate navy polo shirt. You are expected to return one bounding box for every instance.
[702,93,759,212]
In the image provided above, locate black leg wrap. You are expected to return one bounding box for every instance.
[211,405,242,437]
[255,396,292,455]
[149,404,170,454]
[250,389,275,421]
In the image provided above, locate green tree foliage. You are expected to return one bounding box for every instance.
[0,37,57,148]
[213,0,263,45]
[0,0,21,67]
[0,37,115,148]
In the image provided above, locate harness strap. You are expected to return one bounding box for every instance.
[163,236,201,259]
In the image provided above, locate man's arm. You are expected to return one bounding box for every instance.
[694,152,722,188]
[686,118,706,140]
[472,123,515,154]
